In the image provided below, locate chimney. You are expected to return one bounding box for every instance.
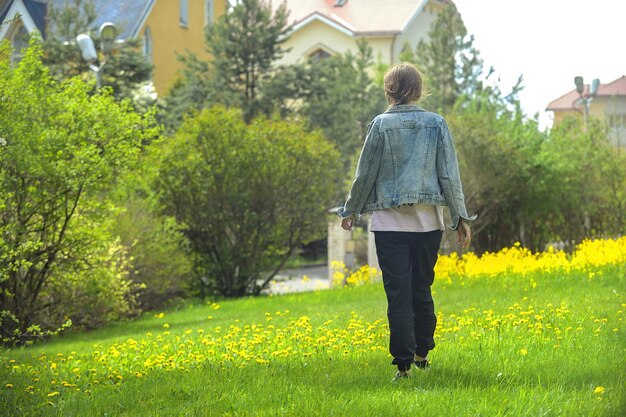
[334,0,348,7]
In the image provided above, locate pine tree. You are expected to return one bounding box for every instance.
[168,0,291,125]
[415,2,483,114]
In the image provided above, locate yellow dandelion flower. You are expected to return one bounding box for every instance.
[519,348,528,356]
[5,384,13,389]
[47,391,60,397]
[593,386,605,394]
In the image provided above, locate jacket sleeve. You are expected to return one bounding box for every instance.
[337,119,384,219]
[435,118,477,230]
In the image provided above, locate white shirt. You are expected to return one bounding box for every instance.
[370,204,445,232]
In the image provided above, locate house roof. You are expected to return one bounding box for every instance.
[0,0,154,41]
[48,0,154,40]
[23,0,45,35]
[0,0,46,36]
[546,75,626,111]
[284,0,437,36]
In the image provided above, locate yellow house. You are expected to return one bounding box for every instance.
[279,0,449,66]
[546,76,626,147]
[0,0,228,94]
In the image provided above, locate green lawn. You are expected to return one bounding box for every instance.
[2,265,624,416]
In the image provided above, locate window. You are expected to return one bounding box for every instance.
[180,0,189,27]
[11,24,29,64]
[143,26,153,63]
[205,0,214,26]
[309,48,331,61]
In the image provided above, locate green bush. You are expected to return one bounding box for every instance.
[0,39,158,344]
[156,107,341,297]
[448,93,626,253]
[111,194,194,310]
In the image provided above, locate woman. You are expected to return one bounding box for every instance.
[338,63,476,381]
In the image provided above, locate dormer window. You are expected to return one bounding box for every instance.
[309,48,331,61]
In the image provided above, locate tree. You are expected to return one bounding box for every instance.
[298,41,386,164]
[109,147,195,311]
[0,39,158,344]
[447,91,548,252]
[42,0,153,102]
[538,118,626,244]
[445,84,626,254]
[165,0,291,127]
[414,1,483,114]
[262,40,387,198]
[155,107,341,297]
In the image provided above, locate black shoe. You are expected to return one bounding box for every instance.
[414,356,430,369]
[392,370,410,381]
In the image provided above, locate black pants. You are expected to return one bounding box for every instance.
[374,230,443,371]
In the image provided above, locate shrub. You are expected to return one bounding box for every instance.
[0,39,157,344]
[156,107,341,297]
[111,194,194,310]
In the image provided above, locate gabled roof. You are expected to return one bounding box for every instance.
[48,0,155,40]
[0,0,45,37]
[546,76,626,111]
[22,0,45,35]
[0,0,155,41]
[598,75,626,96]
[284,0,436,36]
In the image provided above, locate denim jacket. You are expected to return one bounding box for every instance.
[337,104,477,231]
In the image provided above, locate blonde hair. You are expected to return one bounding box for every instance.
[384,63,423,106]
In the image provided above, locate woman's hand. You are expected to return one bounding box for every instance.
[457,220,472,248]
[341,215,355,231]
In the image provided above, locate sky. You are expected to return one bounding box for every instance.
[452,0,626,130]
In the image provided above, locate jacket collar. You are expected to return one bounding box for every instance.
[384,104,425,113]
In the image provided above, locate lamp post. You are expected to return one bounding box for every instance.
[574,76,600,131]
[76,22,117,88]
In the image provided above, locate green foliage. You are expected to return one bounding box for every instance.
[42,0,153,103]
[448,89,626,252]
[413,2,484,114]
[0,38,158,344]
[263,40,387,200]
[295,40,386,166]
[110,152,195,311]
[111,195,194,310]
[164,0,290,128]
[155,107,341,297]
[448,92,547,252]
[540,117,626,241]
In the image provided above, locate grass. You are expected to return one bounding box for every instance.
[1,264,624,416]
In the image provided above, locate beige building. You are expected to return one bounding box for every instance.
[546,76,626,147]
[280,0,449,66]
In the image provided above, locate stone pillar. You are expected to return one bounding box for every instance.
[367,215,379,269]
[327,218,351,281]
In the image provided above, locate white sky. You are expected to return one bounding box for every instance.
[452,0,626,130]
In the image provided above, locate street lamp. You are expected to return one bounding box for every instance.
[574,75,600,131]
[76,22,117,88]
